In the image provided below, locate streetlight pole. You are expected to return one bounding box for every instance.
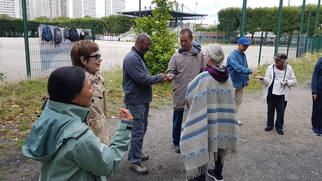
[49,0,52,21]
[139,0,141,17]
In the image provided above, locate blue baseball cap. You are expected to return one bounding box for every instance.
[237,37,251,45]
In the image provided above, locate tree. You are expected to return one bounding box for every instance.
[134,0,178,75]
[102,15,135,34]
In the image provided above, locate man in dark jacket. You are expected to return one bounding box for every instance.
[311,57,322,135]
[123,33,170,175]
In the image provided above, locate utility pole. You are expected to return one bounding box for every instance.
[139,0,141,17]
[49,0,52,21]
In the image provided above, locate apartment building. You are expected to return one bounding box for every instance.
[105,0,125,17]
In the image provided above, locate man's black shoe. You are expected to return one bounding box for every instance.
[276,129,284,135]
[264,127,273,131]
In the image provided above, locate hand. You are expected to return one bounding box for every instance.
[117,108,133,121]
[312,94,317,101]
[252,70,260,74]
[280,81,288,86]
[253,75,263,80]
[161,73,172,81]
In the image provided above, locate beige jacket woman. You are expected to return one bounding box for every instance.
[86,72,110,145]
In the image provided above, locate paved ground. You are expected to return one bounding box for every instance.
[0,37,297,81]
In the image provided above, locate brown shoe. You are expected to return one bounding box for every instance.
[141,153,149,161]
[129,162,148,175]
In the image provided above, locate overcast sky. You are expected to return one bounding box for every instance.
[97,0,320,25]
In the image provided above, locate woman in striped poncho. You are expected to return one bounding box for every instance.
[180,44,238,181]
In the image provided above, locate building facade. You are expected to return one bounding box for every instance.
[105,0,125,17]
[0,0,20,18]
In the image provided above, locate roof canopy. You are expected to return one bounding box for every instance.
[117,10,207,21]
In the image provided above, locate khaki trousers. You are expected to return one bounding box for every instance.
[234,87,244,116]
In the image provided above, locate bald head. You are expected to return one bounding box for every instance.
[134,33,152,53]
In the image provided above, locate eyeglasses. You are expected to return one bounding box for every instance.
[86,54,101,60]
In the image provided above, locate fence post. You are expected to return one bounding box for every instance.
[22,0,31,78]
[258,32,264,68]
[274,0,284,56]
[296,0,306,58]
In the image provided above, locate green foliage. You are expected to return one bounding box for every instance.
[195,26,218,32]
[217,7,241,32]
[134,0,179,75]
[0,72,5,81]
[218,5,322,36]
[101,15,135,34]
[34,16,50,21]
[0,14,10,18]
[52,16,70,21]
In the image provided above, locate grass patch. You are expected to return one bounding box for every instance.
[0,166,10,171]
[27,159,35,164]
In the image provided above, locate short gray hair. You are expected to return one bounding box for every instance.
[205,44,225,67]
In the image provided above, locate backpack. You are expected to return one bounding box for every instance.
[42,25,52,42]
[69,27,79,42]
[79,32,85,40]
[63,27,70,41]
[54,27,62,44]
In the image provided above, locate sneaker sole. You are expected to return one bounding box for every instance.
[311,130,320,136]
[207,171,223,181]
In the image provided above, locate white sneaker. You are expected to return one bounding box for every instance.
[237,120,242,125]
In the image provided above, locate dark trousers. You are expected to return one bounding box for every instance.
[312,90,322,128]
[267,95,287,130]
[172,110,183,145]
[214,156,223,176]
[126,103,149,164]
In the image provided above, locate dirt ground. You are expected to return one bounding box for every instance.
[0,82,321,181]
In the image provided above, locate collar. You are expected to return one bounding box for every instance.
[47,99,91,123]
[132,47,145,60]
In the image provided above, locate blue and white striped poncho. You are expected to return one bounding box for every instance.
[180,71,238,176]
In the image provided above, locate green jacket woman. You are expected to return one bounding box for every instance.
[22,66,133,181]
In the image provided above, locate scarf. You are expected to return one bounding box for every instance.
[205,65,229,82]
[85,71,105,95]
[275,64,285,70]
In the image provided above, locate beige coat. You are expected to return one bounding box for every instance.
[86,72,110,145]
[167,45,205,110]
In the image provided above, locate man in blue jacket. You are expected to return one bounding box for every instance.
[311,57,322,135]
[123,33,170,175]
[226,37,260,125]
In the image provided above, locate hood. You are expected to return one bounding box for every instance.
[22,100,90,163]
[205,65,229,82]
[178,41,201,55]
[318,57,322,64]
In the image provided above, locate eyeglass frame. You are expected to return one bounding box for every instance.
[85,54,101,60]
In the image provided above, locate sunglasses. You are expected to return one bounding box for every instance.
[86,54,101,60]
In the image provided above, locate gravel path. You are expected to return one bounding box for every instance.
[1,83,321,181]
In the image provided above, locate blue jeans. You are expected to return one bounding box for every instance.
[267,95,287,130]
[126,103,149,164]
[172,110,183,145]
